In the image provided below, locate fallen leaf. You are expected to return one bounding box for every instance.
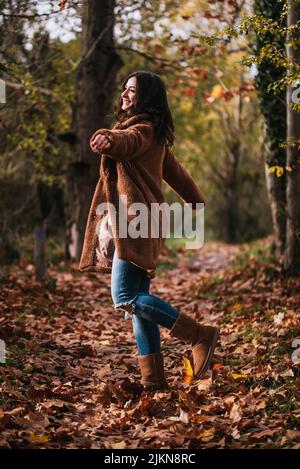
[182,355,193,384]
[179,408,189,424]
[286,430,300,442]
[111,440,126,449]
[28,432,49,444]
[229,402,242,423]
[197,427,215,441]
[231,373,255,380]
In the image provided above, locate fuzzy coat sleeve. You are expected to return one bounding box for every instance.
[162,146,206,209]
[90,122,154,161]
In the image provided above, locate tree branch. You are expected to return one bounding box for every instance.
[4,80,62,102]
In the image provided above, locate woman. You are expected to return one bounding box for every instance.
[80,70,219,391]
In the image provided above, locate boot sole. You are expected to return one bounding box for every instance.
[193,327,220,379]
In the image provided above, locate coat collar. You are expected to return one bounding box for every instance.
[113,112,151,130]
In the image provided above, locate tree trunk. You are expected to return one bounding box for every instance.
[67,0,123,261]
[224,94,242,244]
[225,142,240,244]
[34,224,46,283]
[253,0,287,255]
[263,122,286,256]
[264,166,286,256]
[284,1,300,275]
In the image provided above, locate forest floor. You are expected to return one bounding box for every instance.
[0,236,300,449]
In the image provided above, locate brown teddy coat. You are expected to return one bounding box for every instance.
[78,112,206,279]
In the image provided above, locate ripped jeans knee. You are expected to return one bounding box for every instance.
[113,293,180,328]
[113,295,140,320]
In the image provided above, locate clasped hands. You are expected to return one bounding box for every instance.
[90,133,112,153]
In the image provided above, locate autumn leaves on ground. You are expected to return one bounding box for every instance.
[0,238,300,449]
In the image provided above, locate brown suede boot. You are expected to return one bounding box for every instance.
[170,312,219,379]
[137,352,169,391]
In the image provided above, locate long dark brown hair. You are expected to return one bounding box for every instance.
[114,70,175,147]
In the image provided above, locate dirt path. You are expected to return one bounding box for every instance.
[1,240,299,449]
[177,242,241,274]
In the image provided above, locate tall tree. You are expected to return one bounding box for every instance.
[284,0,300,275]
[0,1,73,268]
[67,0,123,260]
[252,0,287,256]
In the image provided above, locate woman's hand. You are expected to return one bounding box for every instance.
[90,133,112,153]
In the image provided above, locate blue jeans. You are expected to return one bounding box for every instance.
[111,249,180,355]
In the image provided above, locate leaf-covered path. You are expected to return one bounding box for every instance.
[0,238,300,449]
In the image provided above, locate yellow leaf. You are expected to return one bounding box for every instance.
[231,373,255,380]
[182,355,194,384]
[211,84,223,99]
[268,165,284,177]
[230,303,242,313]
[285,166,292,172]
[29,432,49,444]
[197,427,215,441]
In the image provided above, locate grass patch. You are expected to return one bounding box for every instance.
[232,238,275,270]
[165,236,189,250]
[241,323,257,342]
[10,229,67,267]
[196,275,224,300]
[222,359,241,367]
[156,243,180,275]
[219,303,264,324]
[266,395,298,416]
[46,229,66,264]
[156,259,178,275]
[1,357,22,368]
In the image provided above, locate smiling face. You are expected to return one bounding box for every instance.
[121,76,137,115]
